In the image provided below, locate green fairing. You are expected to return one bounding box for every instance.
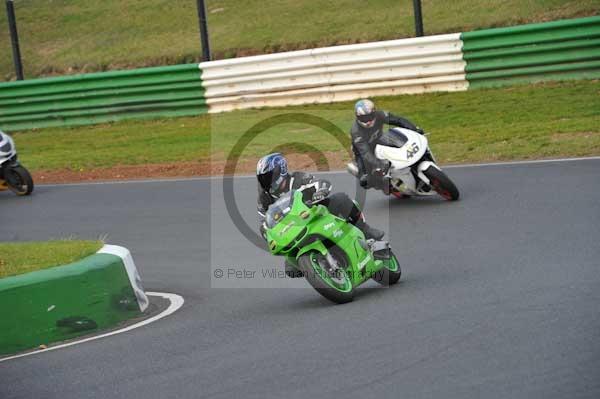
[265,191,392,290]
[0,253,142,355]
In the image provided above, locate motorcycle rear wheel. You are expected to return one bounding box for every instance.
[298,250,354,304]
[5,165,34,196]
[423,167,459,201]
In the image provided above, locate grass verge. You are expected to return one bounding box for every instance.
[10,79,600,180]
[0,0,598,80]
[0,240,103,279]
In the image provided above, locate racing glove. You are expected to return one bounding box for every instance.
[374,159,391,175]
[311,187,329,203]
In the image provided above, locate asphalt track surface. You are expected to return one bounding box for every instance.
[1,158,599,399]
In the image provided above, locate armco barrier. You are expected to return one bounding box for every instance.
[0,244,148,355]
[200,33,468,113]
[461,16,600,88]
[0,64,206,130]
[0,16,598,129]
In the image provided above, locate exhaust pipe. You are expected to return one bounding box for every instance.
[346,162,359,177]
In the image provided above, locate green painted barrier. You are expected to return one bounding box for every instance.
[0,64,207,131]
[1,17,598,129]
[0,250,144,355]
[462,16,600,88]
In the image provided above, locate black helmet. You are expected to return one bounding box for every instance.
[256,153,289,196]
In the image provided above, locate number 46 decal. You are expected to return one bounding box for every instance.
[406,143,419,159]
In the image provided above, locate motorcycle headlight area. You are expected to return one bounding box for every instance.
[0,141,12,153]
[265,192,294,228]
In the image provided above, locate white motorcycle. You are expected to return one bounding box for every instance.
[0,130,34,196]
[347,128,459,201]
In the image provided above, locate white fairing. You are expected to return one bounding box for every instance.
[375,128,428,169]
[0,131,17,166]
[374,128,441,196]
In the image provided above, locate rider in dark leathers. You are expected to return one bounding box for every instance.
[256,153,384,242]
[351,99,423,188]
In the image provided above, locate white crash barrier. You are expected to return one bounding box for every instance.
[200,33,467,112]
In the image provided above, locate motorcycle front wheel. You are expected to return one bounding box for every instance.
[423,167,459,201]
[5,165,34,196]
[371,249,402,286]
[298,249,354,304]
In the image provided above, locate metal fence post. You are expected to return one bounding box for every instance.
[196,0,211,61]
[413,0,424,37]
[5,0,24,80]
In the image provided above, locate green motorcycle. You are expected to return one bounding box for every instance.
[265,190,401,304]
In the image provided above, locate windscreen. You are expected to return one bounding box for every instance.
[379,129,409,148]
[265,191,294,228]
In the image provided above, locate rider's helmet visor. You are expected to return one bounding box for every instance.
[257,171,274,192]
[357,113,376,124]
[258,170,286,196]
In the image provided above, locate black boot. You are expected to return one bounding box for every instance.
[356,219,385,240]
[359,174,369,188]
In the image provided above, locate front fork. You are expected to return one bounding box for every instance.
[414,150,440,185]
[0,158,21,188]
[416,161,441,185]
[0,163,8,189]
[0,156,20,177]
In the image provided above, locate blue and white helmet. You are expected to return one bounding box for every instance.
[256,153,289,195]
[355,99,377,128]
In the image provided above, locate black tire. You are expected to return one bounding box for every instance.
[5,165,34,196]
[372,249,402,286]
[423,166,459,201]
[298,250,354,304]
